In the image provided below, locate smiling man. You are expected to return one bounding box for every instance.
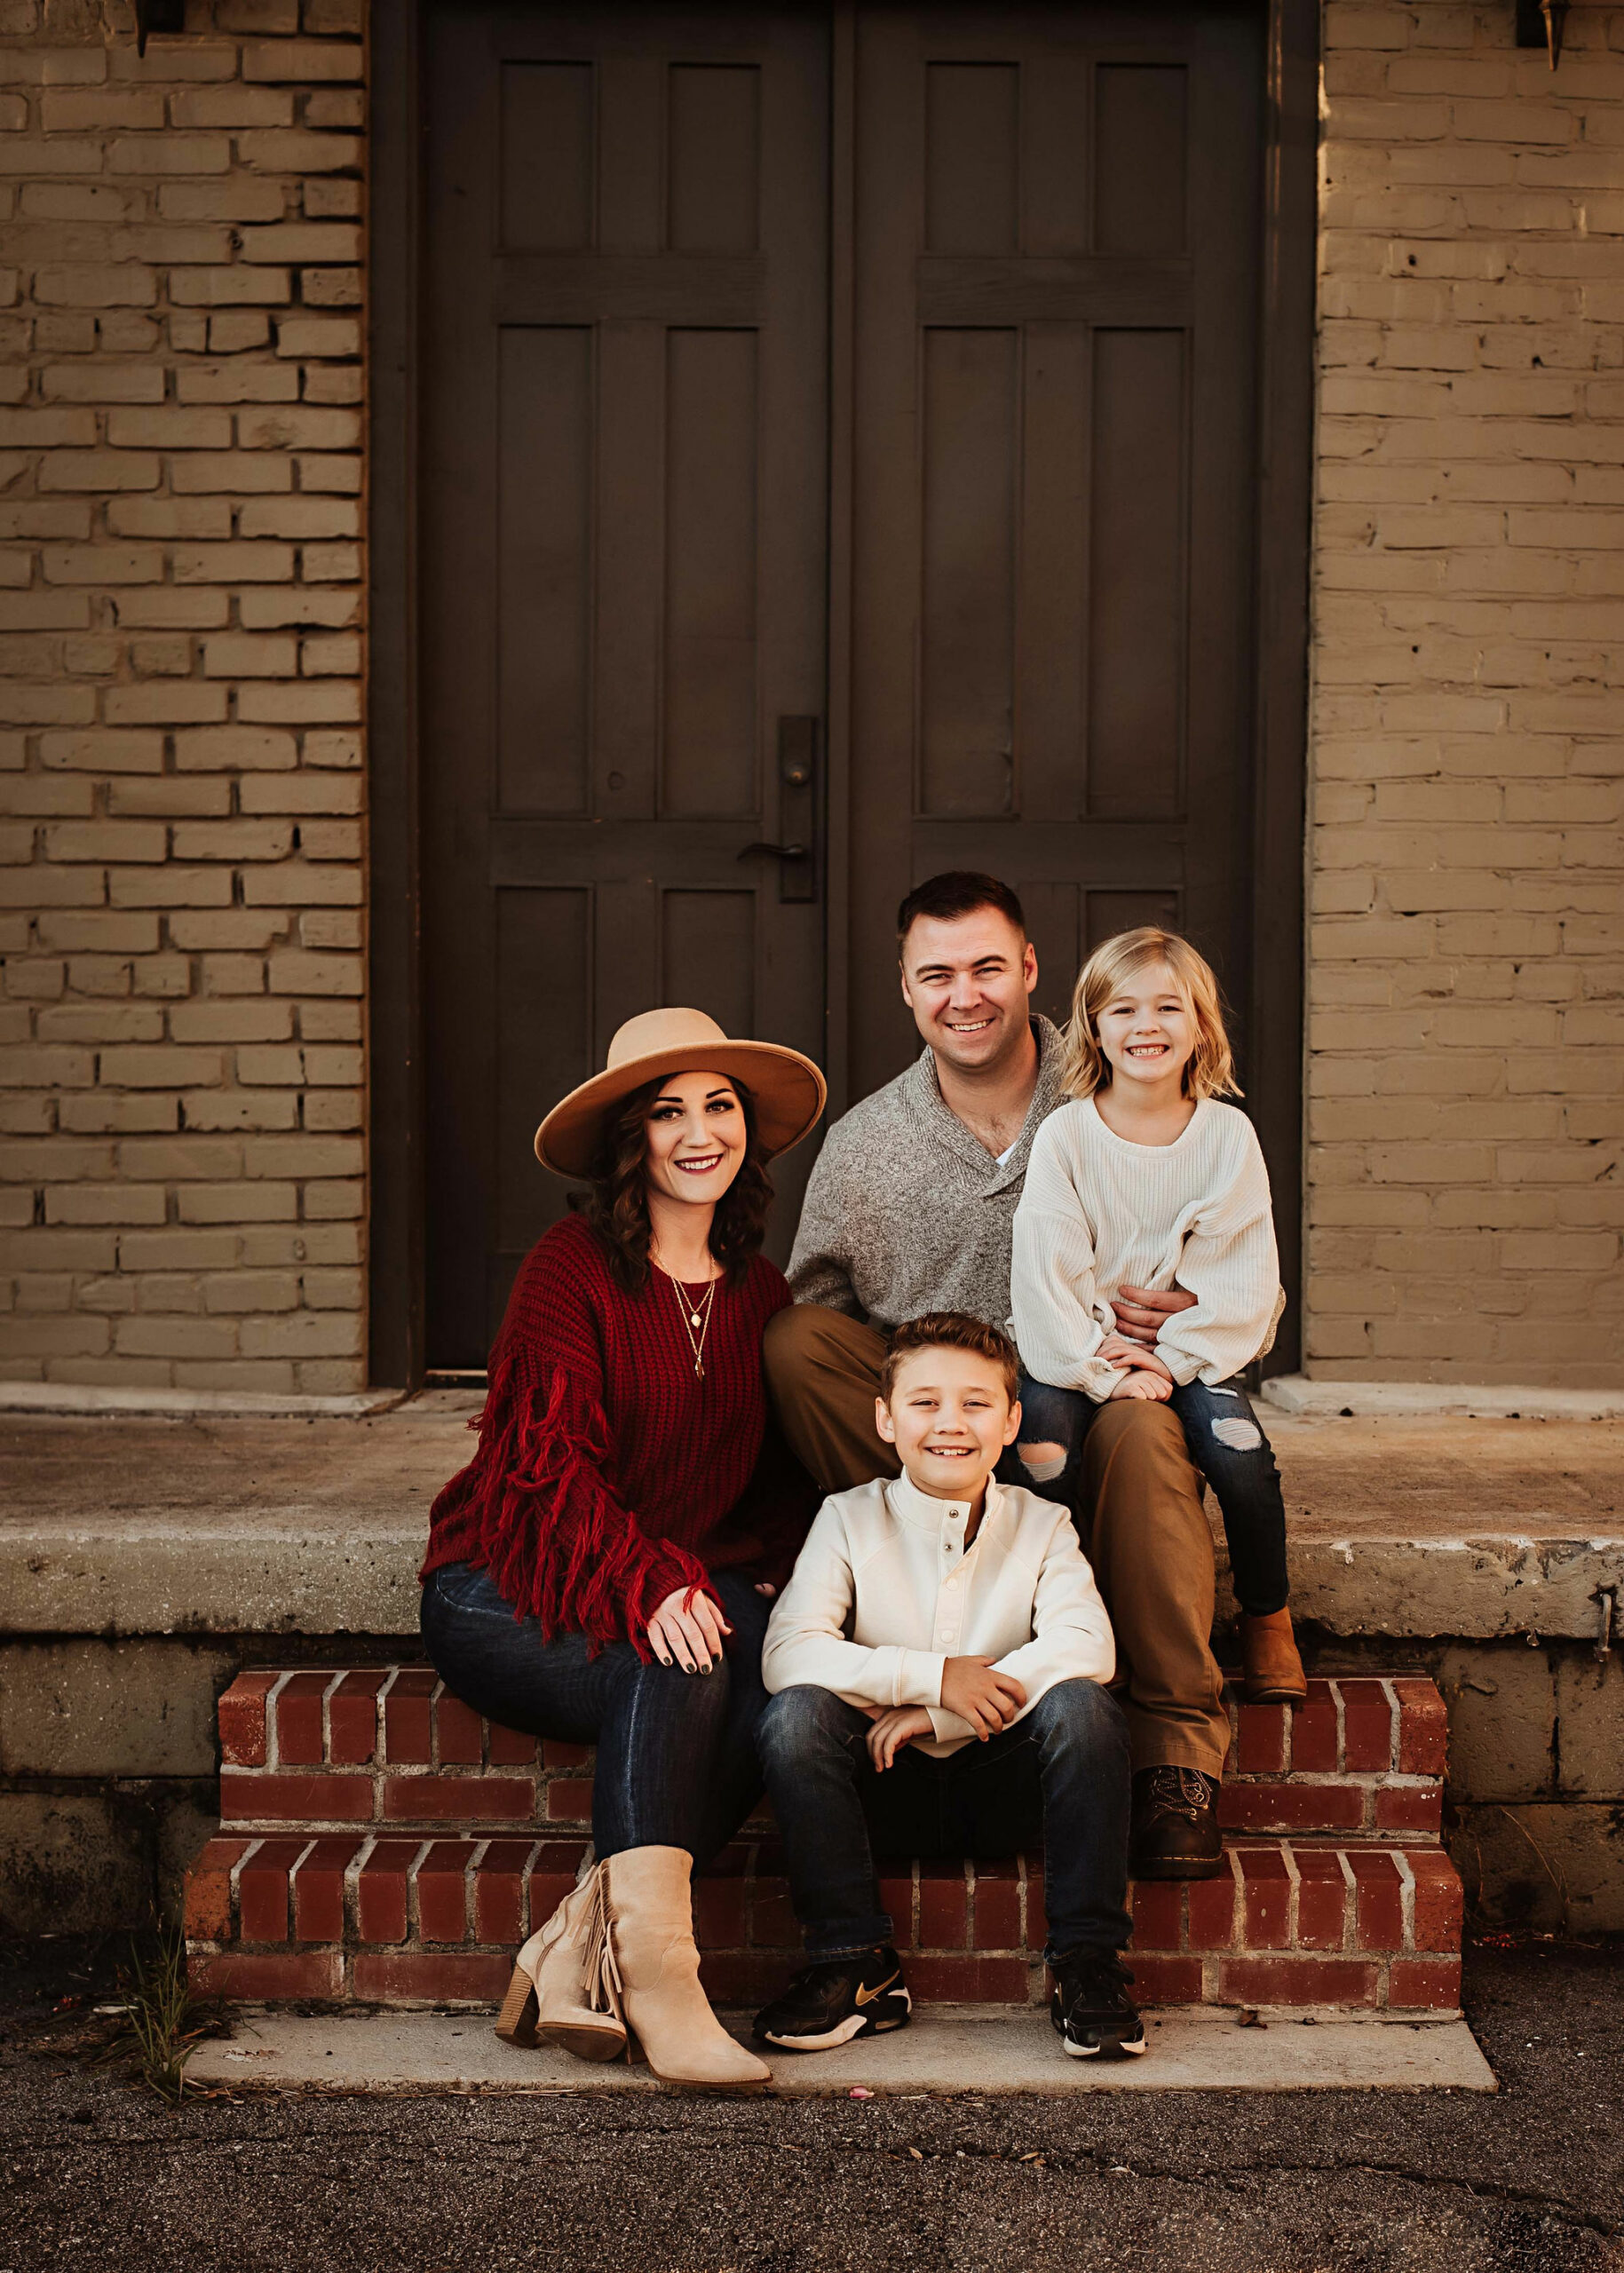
[786,872,1054,1335]
[765,872,1232,1876]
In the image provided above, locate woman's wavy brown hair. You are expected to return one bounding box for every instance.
[569,1074,775,1294]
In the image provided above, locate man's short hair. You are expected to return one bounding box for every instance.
[881,1311,1020,1404]
[896,871,1026,951]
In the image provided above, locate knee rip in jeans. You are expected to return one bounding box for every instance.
[1210,1415,1263,1453]
[1017,1441,1067,1485]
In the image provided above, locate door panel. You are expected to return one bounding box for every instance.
[847,4,1264,1094]
[920,326,1018,817]
[423,5,829,1366]
[420,1,1277,1370]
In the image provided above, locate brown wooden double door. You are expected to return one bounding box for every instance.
[423,1,1271,1366]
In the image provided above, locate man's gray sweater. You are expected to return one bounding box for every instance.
[786,1017,1067,1332]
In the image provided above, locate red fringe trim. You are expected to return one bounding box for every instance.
[440,1344,713,1659]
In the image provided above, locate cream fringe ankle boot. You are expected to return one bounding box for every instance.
[600,1845,770,2093]
[494,1869,628,2062]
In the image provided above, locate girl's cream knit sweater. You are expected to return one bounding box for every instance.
[1010,1095,1285,1402]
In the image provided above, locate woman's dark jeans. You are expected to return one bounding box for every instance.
[1017,1371,1290,1617]
[757,1677,1132,1964]
[420,1563,773,1868]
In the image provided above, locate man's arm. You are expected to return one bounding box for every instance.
[1110,1283,1197,1349]
[785,1131,861,1315]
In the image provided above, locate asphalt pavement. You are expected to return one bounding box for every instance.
[2,1936,1620,2273]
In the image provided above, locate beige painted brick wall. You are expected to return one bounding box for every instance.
[4,2,1617,1395]
[1309,0,1624,1384]
[0,0,367,1392]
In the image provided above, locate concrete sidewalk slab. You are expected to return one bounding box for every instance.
[187,2004,1497,2096]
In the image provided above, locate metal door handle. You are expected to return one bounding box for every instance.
[762,717,820,904]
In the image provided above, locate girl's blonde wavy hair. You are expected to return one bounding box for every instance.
[1060,927,1241,1103]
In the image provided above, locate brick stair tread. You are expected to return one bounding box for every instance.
[186,1831,1463,2015]
[210,1667,1448,1843]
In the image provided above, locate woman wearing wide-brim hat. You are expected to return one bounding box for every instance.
[420,1010,826,2092]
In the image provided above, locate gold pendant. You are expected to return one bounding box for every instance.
[690,1311,701,1328]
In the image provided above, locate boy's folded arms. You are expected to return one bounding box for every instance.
[941,1655,1026,1738]
[760,1470,1114,1760]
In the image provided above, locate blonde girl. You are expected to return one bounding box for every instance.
[1009,928,1304,1717]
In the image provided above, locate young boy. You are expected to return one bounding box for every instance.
[754,1312,1144,2061]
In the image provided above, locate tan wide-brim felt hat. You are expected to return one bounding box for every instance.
[534,1007,828,1179]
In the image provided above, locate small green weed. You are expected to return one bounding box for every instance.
[95,1926,220,2103]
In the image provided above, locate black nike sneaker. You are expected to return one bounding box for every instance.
[753,1945,913,2052]
[1050,1948,1146,2060]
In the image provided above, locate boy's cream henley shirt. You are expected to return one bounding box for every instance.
[760,1470,1115,1760]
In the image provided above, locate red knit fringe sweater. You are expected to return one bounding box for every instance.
[421,1214,813,1652]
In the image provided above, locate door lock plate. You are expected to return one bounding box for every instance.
[774,717,819,903]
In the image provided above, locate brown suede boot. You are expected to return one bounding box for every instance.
[1240,1608,1307,1704]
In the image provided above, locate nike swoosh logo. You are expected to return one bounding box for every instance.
[855,1972,900,2008]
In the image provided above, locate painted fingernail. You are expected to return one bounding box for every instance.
[660,1656,671,1667]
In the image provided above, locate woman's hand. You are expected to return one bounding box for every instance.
[646,1586,732,1673]
[866,1705,933,1772]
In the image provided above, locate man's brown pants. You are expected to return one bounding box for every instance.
[763,1303,1230,1781]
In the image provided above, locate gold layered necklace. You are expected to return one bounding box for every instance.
[657,1262,719,1381]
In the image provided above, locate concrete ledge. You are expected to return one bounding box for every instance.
[1294,1538,1623,1644]
[1264,1376,1624,1422]
[0,1382,408,1421]
[0,1522,425,1635]
[4,1404,1620,1640]
[0,1405,456,1635]
[186,2004,1496,2096]
[10,1527,1618,1644]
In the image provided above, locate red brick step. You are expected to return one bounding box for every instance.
[210,1667,1448,1842]
[186,1665,1462,2016]
[1218,1678,1445,1837]
[186,1829,1462,2016]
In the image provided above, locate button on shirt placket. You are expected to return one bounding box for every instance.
[936,1502,970,1651]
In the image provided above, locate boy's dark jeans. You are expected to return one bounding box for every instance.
[420,1562,772,1869]
[1018,1372,1290,1618]
[757,1677,1132,1964]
